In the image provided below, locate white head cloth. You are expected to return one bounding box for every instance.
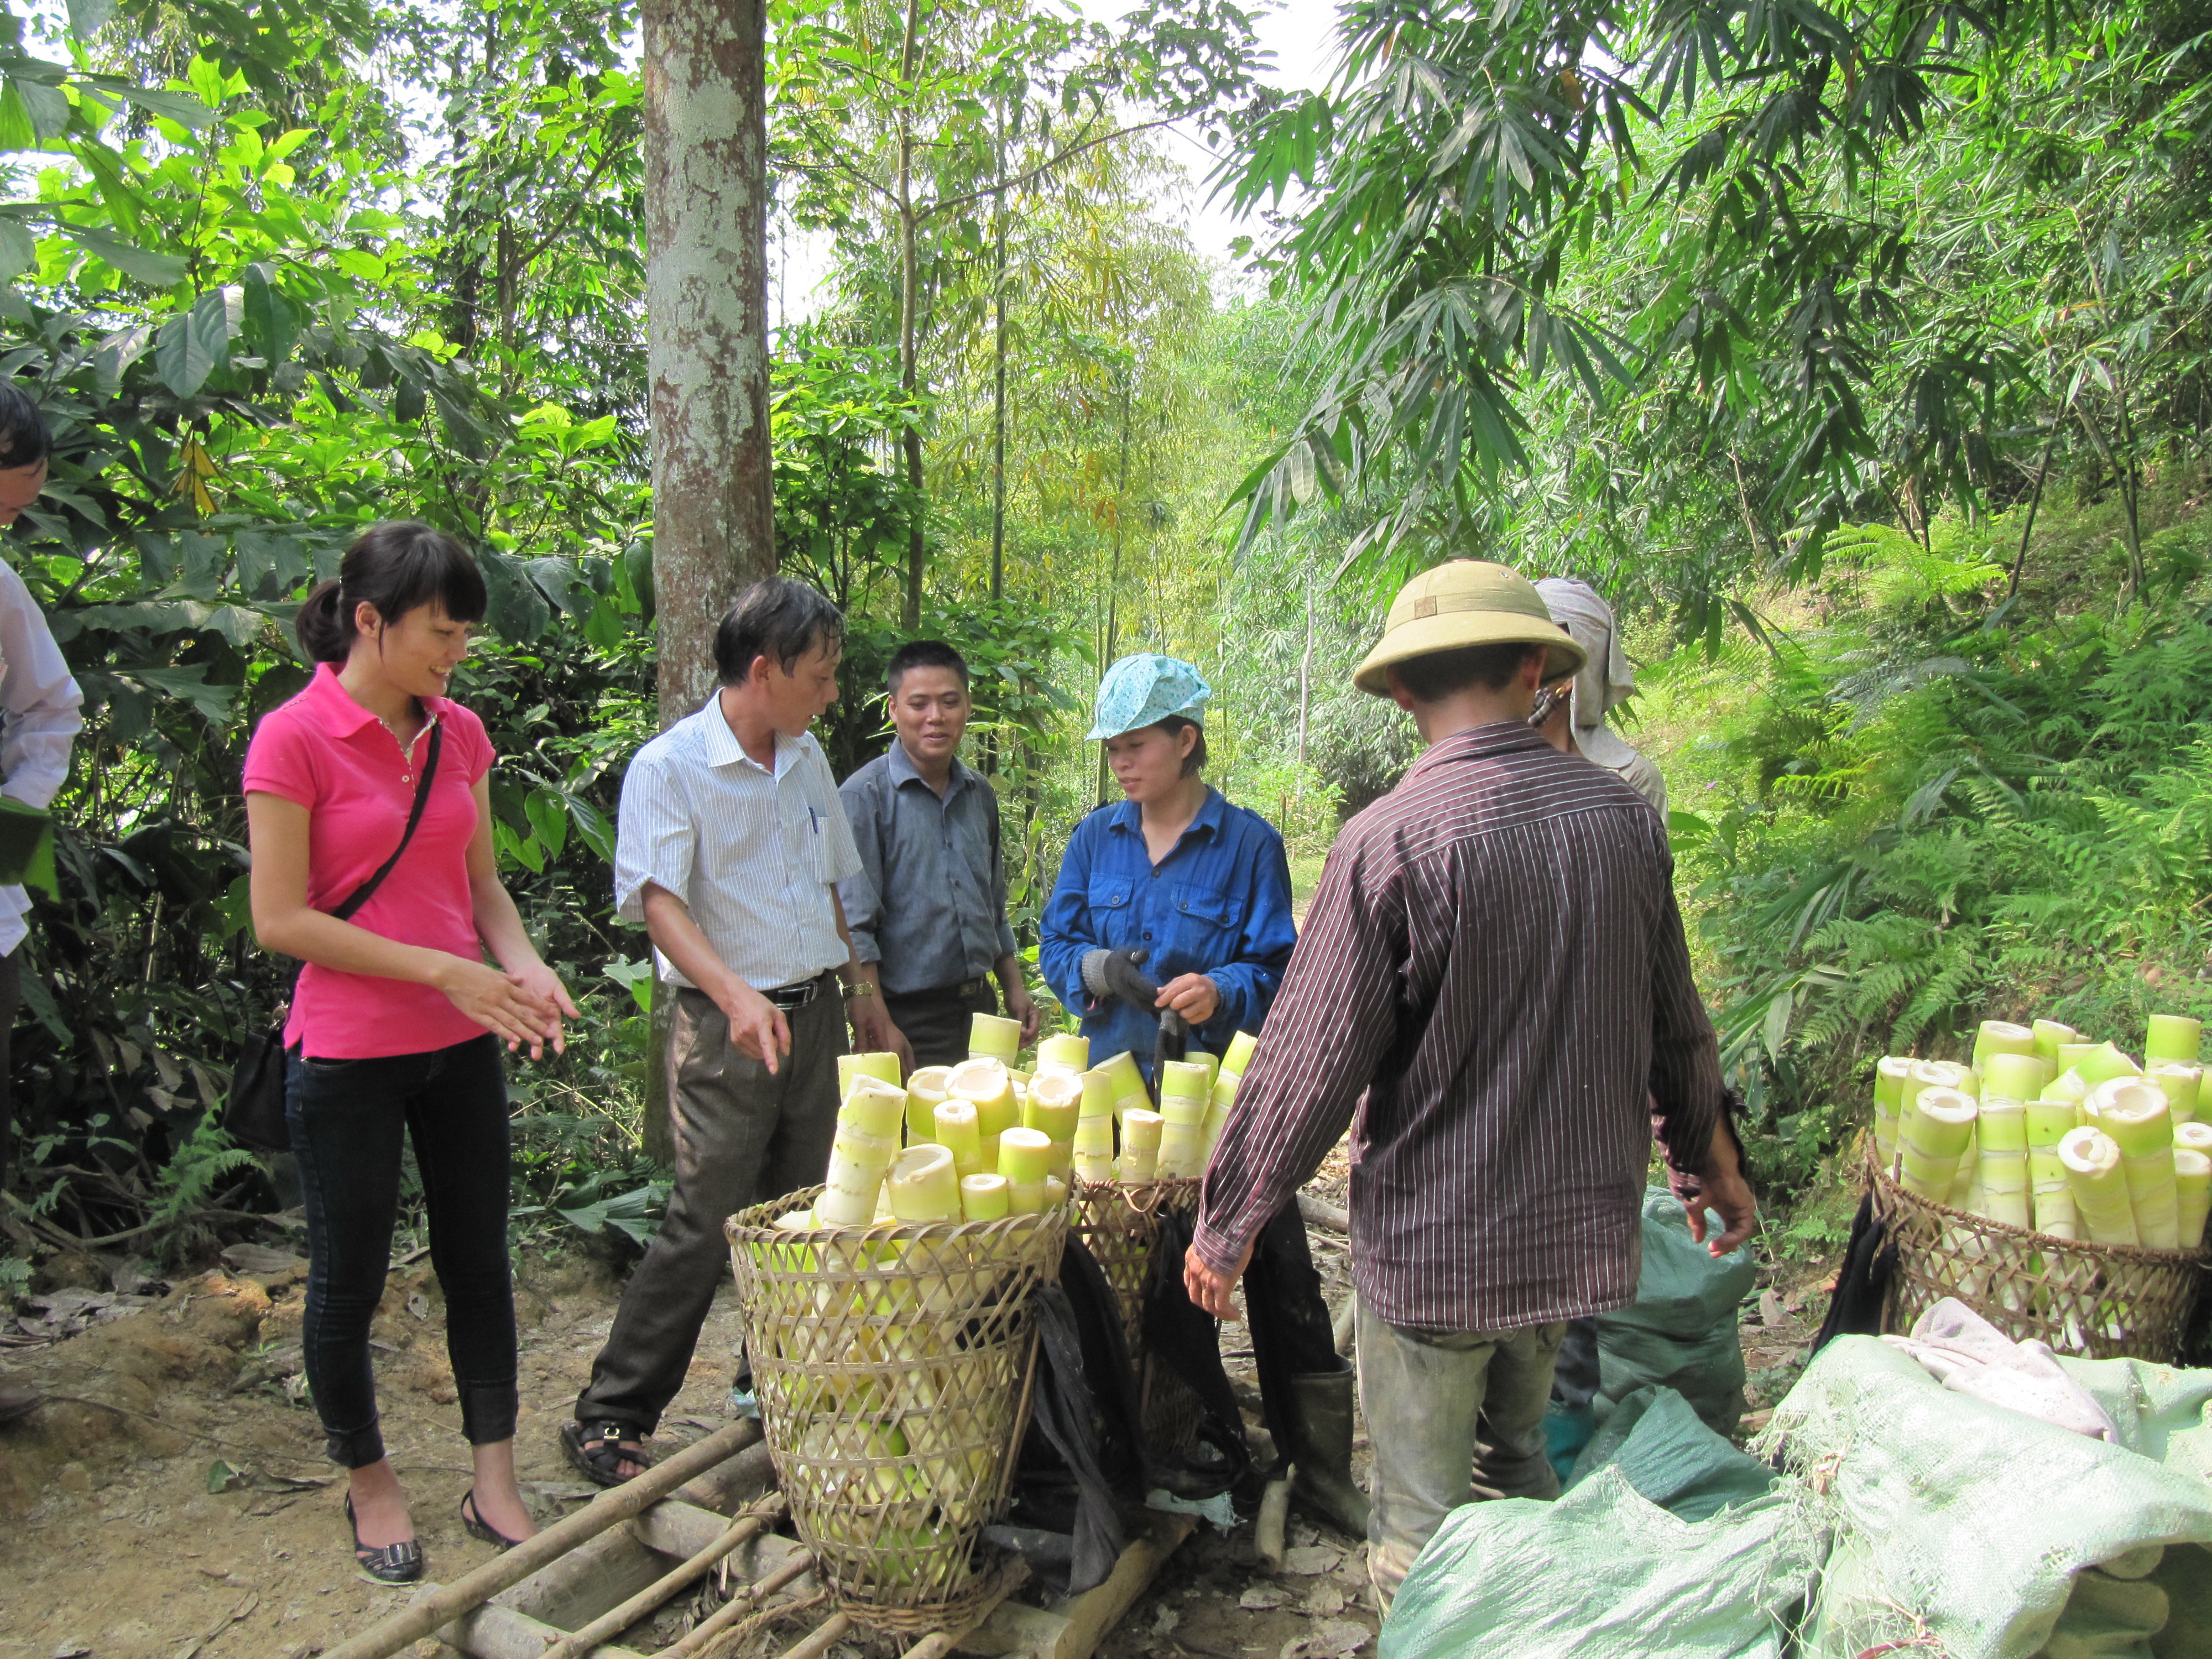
[1535,578,1639,771]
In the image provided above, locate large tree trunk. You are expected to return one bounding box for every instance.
[639,0,775,1161]
[896,0,925,632]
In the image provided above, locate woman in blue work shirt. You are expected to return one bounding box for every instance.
[1039,654,1296,1076]
[1040,655,1365,1541]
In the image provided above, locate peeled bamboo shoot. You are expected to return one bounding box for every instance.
[906,1065,952,1144]
[2148,1063,2201,1127]
[960,1172,1009,1223]
[2099,1082,2179,1248]
[2076,1042,2143,1088]
[1120,1109,1163,1184]
[933,1099,983,1180]
[820,1123,900,1225]
[838,1051,902,1097]
[1221,1030,1259,1079]
[2145,1014,2203,1066]
[1159,1060,1212,1113]
[2032,1019,2081,1064]
[1072,1112,1115,1182]
[948,1057,1020,1168]
[1098,1050,1150,1122]
[2059,1127,2138,1246]
[1972,1020,2037,1072]
[1981,1050,2050,1105]
[1899,1086,1978,1199]
[888,1144,962,1223]
[968,1012,1022,1065]
[1874,1057,1913,1167]
[2176,1120,2212,1156]
[2026,1097,2080,1237]
[1036,1033,1090,1075]
[1976,1098,2031,1228]
[2174,1148,2210,1250]
[1156,1118,1204,1179]
[997,1126,1054,1186]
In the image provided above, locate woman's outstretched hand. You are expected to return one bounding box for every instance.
[440,957,573,1060]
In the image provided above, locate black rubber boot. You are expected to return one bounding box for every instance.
[1287,1369,1370,1537]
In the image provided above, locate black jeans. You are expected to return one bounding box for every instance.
[287,1034,518,1469]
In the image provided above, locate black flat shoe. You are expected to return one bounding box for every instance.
[345,1494,424,1585]
[461,1490,528,1550]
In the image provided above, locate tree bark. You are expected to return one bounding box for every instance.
[990,100,1008,606]
[1095,376,1132,807]
[639,0,775,1160]
[896,0,925,632]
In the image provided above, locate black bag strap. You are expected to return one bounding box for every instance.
[330,718,445,922]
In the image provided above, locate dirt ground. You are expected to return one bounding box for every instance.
[0,1151,1816,1659]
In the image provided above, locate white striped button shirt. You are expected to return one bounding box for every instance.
[1194,721,1723,1332]
[614,696,862,991]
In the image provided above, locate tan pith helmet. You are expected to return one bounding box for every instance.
[1353,560,1587,696]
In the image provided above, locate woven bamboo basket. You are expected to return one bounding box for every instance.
[1866,1151,2209,1361]
[1073,1176,1198,1358]
[725,1187,1067,1632]
[1073,1176,1206,1453]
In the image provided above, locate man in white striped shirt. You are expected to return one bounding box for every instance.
[566,578,900,1486]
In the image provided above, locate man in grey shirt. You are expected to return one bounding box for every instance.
[838,640,1038,1070]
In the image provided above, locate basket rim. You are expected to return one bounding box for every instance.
[724,1183,1073,1246]
[1866,1145,2211,1268]
[1073,1173,1200,1217]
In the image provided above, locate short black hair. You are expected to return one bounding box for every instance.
[1160,714,1208,776]
[1390,641,1546,702]
[0,383,53,472]
[887,639,969,695]
[714,577,846,684]
[296,521,488,664]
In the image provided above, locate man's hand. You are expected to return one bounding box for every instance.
[1684,1123,1759,1256]
[1183,1236,1255,1321]
[851,998,914,1074]
[1156,973,1221,1026]
[1003,979,1041,1045]
[715,978,792,1074]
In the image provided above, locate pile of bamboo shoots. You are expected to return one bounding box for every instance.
[793,1015,1258,1226]
[1873,1014,2211,1251]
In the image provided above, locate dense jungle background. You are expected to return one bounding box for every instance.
[0,0,2206,1296]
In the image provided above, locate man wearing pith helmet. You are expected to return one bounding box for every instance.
[1183,560,1758,1611]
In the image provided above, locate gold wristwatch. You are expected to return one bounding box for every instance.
[844,978,877,998]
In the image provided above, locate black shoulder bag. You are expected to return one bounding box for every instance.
[223,721,447,1152]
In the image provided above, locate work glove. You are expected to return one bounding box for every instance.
[1079,946,1161,1010]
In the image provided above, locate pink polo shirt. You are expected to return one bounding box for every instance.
[242,663,497,1060]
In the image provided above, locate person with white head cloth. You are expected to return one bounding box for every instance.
[1532,578,1666,815]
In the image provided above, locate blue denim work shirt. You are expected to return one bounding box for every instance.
[1039,787,1297,1076]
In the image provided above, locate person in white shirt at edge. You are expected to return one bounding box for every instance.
[1532,577,1667,815]
[0,384,85,1432]
[563,577,900,1485]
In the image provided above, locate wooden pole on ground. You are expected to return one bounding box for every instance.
[776,1612,854,1659]
[538,1495,786,1659]
[661,1548,816,1659]
[324,1421,763,1659]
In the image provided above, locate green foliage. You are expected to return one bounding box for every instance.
[1654,478,2212,1191]
[1228,0,2212,632]
[145,1109,253,1250]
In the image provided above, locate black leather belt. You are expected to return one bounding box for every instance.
[885,977,990,1001]
[764,973,831,1011]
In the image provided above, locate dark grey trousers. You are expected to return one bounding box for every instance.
[576,979,844,1433]
[883,979,998,1071]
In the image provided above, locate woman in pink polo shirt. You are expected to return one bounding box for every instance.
[243,522,577,1584]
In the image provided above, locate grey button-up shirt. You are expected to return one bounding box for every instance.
[837,742,1018,997]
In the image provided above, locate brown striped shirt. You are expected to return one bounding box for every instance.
[1192,721,1723,1331]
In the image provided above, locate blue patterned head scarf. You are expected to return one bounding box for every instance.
[1086,654,1211,741]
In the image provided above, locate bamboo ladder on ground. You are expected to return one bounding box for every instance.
[315,1418,1194,1659]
